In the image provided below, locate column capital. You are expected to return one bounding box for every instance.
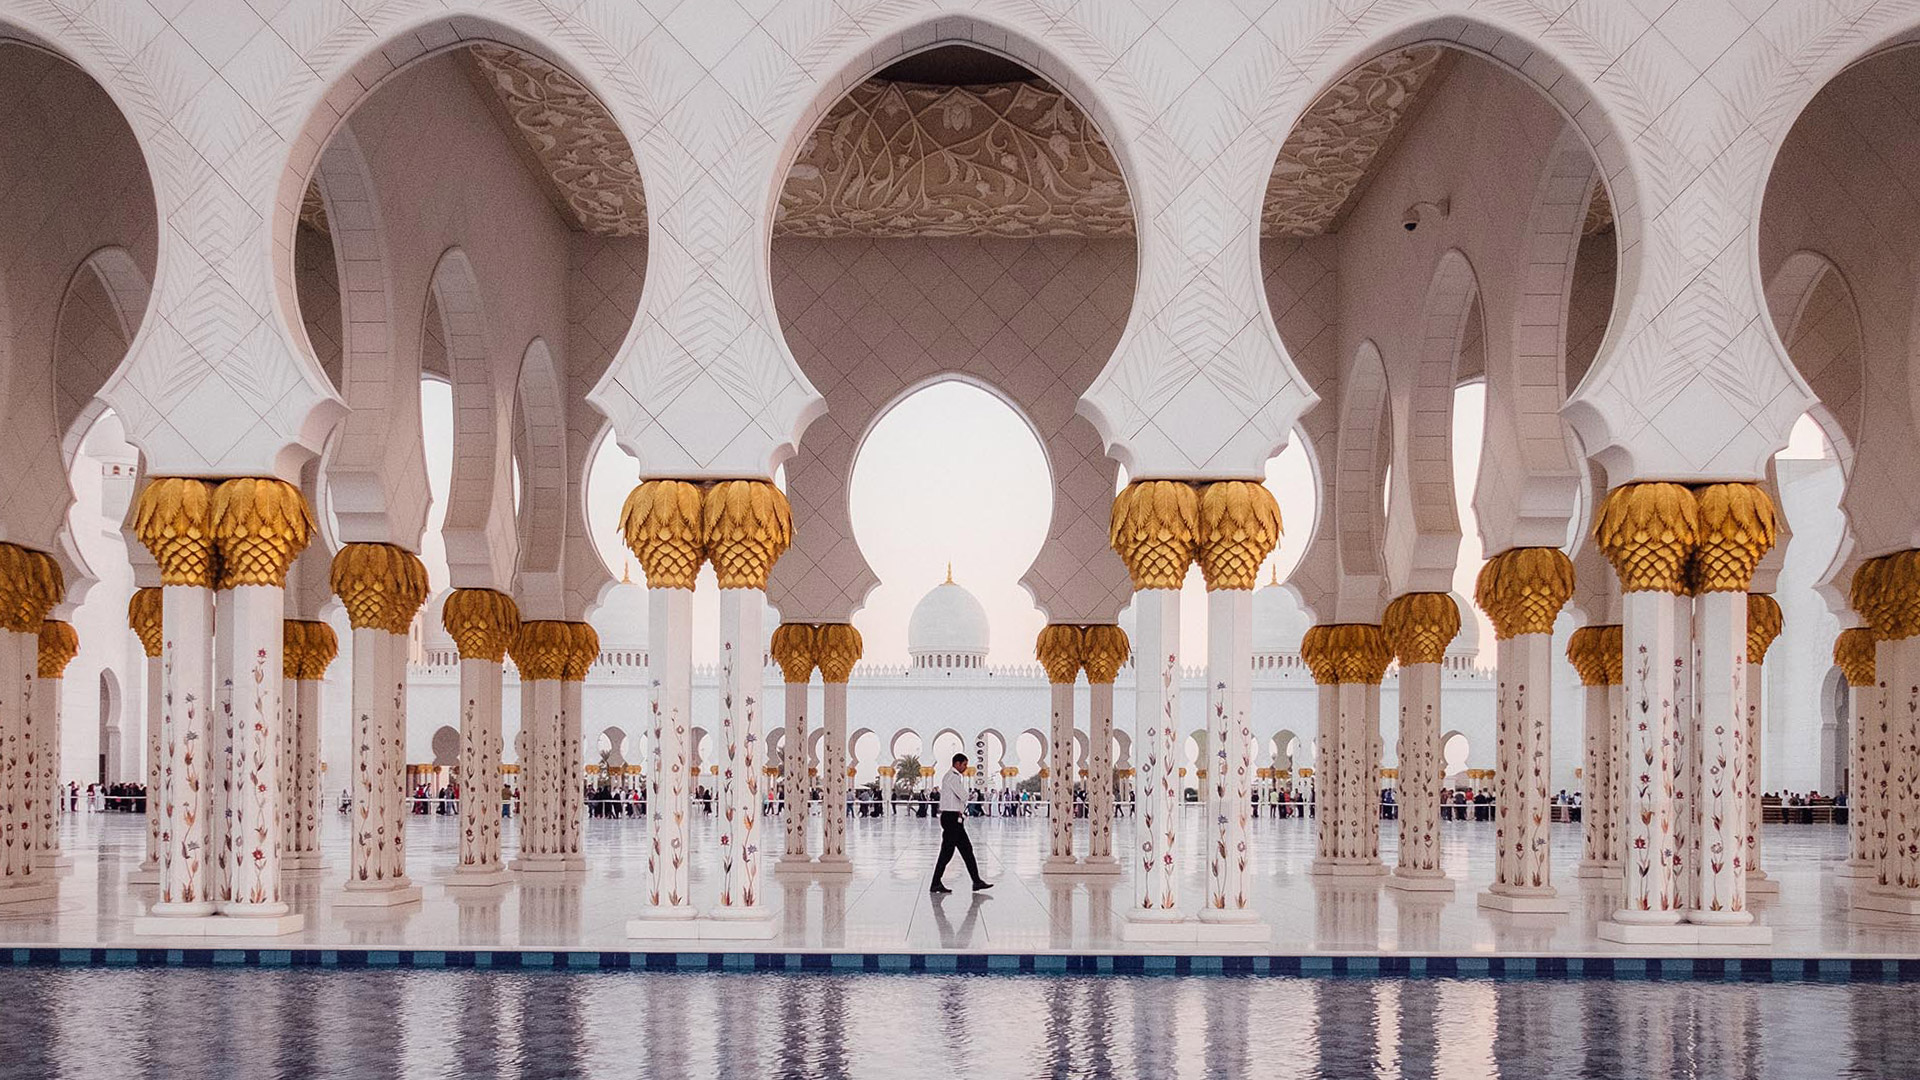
[1109,480,1198,590]
[1196,480,1280,590]
[441,588,520,662]
[0,543,62,634]
[769,623,817,683]
[133,477,216,588]
[702,479,791,590]
[563,622,599,682]
[1081,624,1130,684]
[1835,626,1877,686]
[1851,550,1920,641]
[37,620,78,679]
[814,623,862,684]
[128,587,163,658]
[1566,624,1623,686]
[1300,624,1390,685]
[1690,483,1776,593]
[210,477,315,588]
[1474,547,1574,639]
[282,620,338,680]
[1746,594,1783,665]
[1595,482,1697,594]
[510,620,573,681]
[619,479,706,589]
[1382,592,1460,666]
[1035,624,1085,684]
[328,543,428,634]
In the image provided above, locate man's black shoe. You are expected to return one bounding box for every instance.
[930,883,953,893]
[972,881,994,890]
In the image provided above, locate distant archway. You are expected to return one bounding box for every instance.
[430,725,460,768]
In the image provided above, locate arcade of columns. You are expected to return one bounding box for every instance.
[0,448,1906,945]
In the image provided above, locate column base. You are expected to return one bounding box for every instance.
[335,883,423,908]
[1575,861,1622,879]
[219,901,292,918]
[1745,871,1780,895]
[1854,888,1920,917]
[1042,855,1080,875]
[127,866,160,886]
[1843,859,1878,880]
[1310,858,1387,877]
[1597,917,1693,944]
[1194,910,1270,942]
[283,855,328,873]
[1078,855,1123,875]
[813,854,854,876]
[133,912,307,938]
[1476,888,1569,914]
[773,855,817,875]
[627,906,701,940]
[1385,869,1454,893]
[704,908,780,939]
[444,867,518,889]
[35,854,74,870]
[1119,910,1195,943]
[510,856,576,875]
[0,882,58,908]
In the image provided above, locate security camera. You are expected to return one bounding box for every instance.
[1402,199,1449,231]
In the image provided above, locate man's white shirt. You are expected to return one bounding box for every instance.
[940,769,968,813]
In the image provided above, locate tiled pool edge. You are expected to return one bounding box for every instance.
[7,948,1920,981]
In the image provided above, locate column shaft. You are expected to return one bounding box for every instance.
[143,654,163,871]
[1046,679,1076,867]
[154,586,215,914]
[294,676,323,867]
[1313,682,1339,866]
[1361,681,1383,865]
[1690,591,1751,923]
[820,681,850,866]
[1617,590,1684,922]
[1868,637,1920,906]
[1203,588,1255,917]
[1129,589,1181,919]
[714,589,769,914]
[456,658,505,875]
[220,584,289,916]
[1087,680,1117,864]
[278,672,297,864]
[1481,632,1565,910]
[1578,683,1616,875]
[0,630,44,895]
[1609,682,1627,869]
[517,678,566,868]
[643,586,694,914]
[32,676,61,865]
[1744,662,1772,889]
[345,627,412,894]
[211,587,235,903]
[1392,662,1444,881]
[560,676,585,868]
[1849,678,1878,874]
[780,679,809,861]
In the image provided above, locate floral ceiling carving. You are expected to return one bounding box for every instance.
[1262,46,1452,238]
[299,44,1547,242]
[775,79,1135,237]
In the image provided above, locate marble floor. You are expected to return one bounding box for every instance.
[3,809,1915,957]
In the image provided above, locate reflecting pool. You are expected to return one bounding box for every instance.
[0,968,1908,1079]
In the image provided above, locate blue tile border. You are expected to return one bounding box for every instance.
[1,947,1917,981]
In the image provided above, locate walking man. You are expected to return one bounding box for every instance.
[930,753,992,893]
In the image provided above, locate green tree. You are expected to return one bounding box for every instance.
[893,754,924,796]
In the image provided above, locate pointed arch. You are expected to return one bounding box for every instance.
[1386,250,1477,596]
[429,249,517,592]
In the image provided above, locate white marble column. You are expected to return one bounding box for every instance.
[712,588,773,924]
[1745,595,1782,895]
[331,543,427,908]
[1476,547,1574,915]
[148,525,218,918]
[814,625,859,874]
[1311,670,1340,867]
[0,556,57,907]
[1384,594,1458,893]
[215,580,295,924]
[1857,556,1920,918]
[1569,625,1622,879]
[282,619,334,872]
[1126,587,1183,931]
[1595,483,1699,941]
[1304,625,1389,876]
[638,583,695,923]
[771,624,815,870]
[131,588,164,883]
[1837,628,1878,877]
[559,626,592,871]
[1082,626,1127,872]
[513,623,569,874]
[1690,589,1754,926]
[1038,625,1082,872]
[443,589,517,887]
[33,621,75,869]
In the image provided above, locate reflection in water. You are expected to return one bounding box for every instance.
[0,969,1908,1078]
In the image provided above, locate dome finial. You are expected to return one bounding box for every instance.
[622,559,633,585]
[945,561,953,585]
[1268,562,1279,587]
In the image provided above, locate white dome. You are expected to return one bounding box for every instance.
[907,578,990,656]
[1252,581,1312,652]
[589,580,650,650]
